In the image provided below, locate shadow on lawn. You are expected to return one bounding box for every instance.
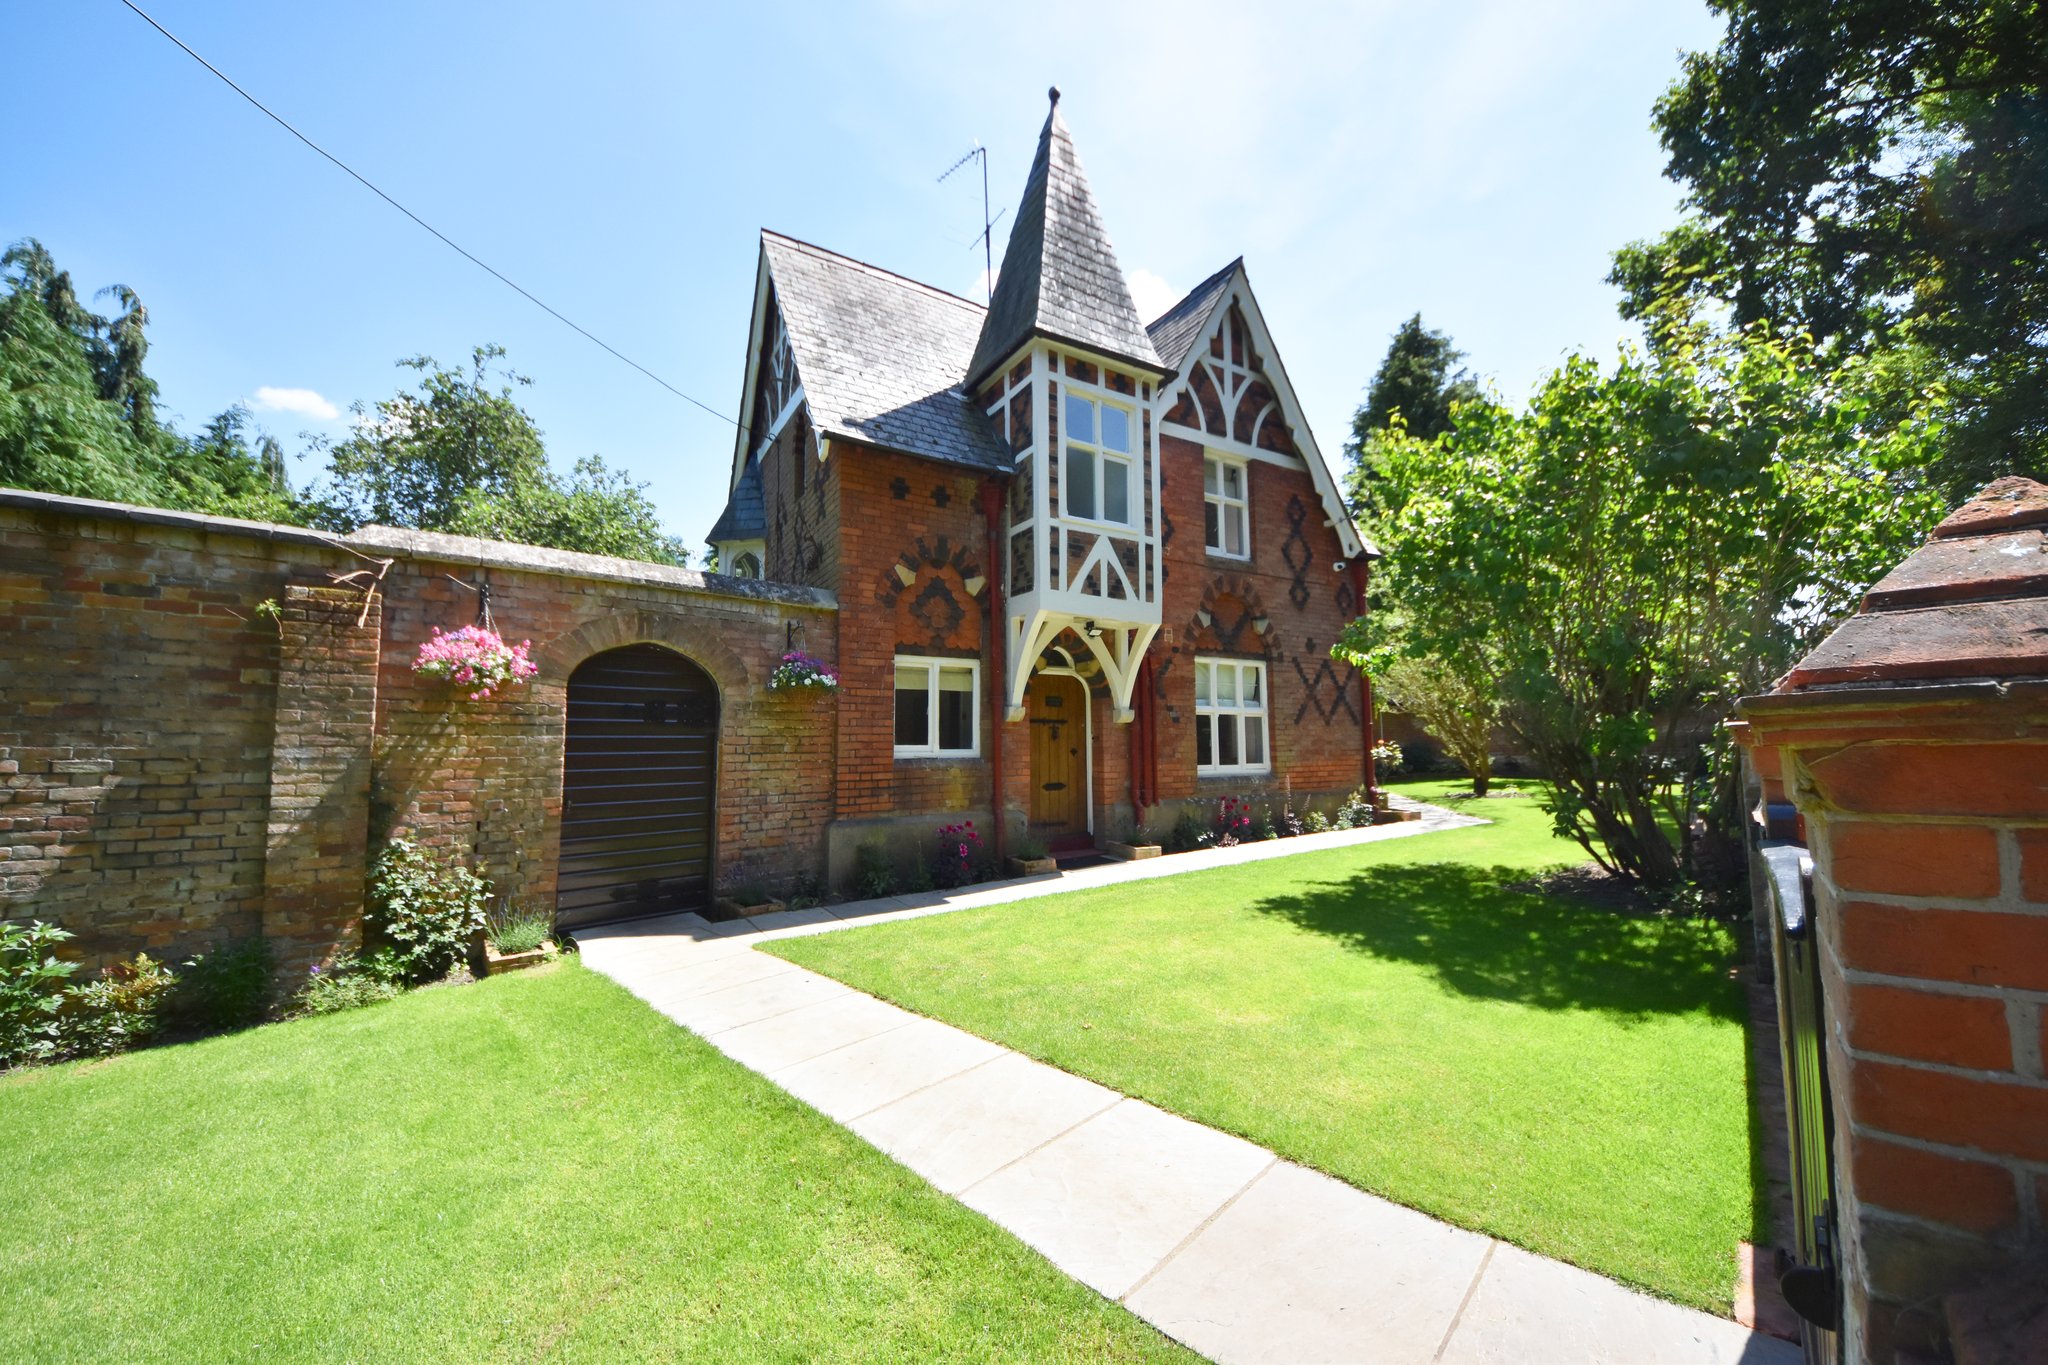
[1249,862,1744,1022]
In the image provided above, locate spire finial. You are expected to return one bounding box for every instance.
[1048,86,1061,108]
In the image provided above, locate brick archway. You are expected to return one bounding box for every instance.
[533,610,752,695]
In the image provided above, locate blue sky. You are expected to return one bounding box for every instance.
[10,1,1722,549]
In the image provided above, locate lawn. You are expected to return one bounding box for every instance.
[0,963,1190,1363]
[766,779,1760,1314]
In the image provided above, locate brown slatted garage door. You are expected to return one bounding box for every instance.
[556,644,718,929]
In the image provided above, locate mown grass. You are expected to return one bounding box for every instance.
[0,962,1190,1363]
[767,779,1758,1314]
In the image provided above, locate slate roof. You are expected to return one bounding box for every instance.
[965,91,1163,389]
[759,232,1011,473]
[1146,258,1242,370]
[706,456,764,542]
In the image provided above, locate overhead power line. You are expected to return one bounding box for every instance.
[116,0,736,428]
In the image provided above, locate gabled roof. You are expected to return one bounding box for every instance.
[965,91,1164,389]
[758,232,1011,472]
[706,456,764,543]
[1152,259,1378,559]
[1146,257,1240,368]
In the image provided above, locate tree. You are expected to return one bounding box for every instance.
[317,345,686,565]
[1345,314,1482,522]
[315,345,550,532]
[1376,653,1501,797]
[446,455,688,564]
[1339,325,1949,888]
[1616,0,2048,493]
[1,239,300,518]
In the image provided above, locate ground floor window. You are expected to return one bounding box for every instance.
[1195,657,1268,773]
[894,656,979,757]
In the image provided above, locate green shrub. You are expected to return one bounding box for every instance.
[853,842,896,900]
[369,839,490,983]
[1304,810,1331,834]
[63,953,176,1057]
[1,920,78,1069]
[1332,787,1375,830]
[786,872,825,911]
[1010,832,1050,862]
[293,951,405,1016]
[487,911,552,956]
[1166,805,1208,853]
[172,937,273,1030]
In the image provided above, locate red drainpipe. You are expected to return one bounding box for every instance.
[1149,658,1160,807]
[1348,557,1379,800]
[1127,666,1146,826]
[980,482,1008,864]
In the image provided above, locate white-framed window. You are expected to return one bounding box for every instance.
[1204,456,1248,557]
[1062,391,1134,525]
[894,656,980,757]
[729,550,762,579]
[1195,657,1268,774]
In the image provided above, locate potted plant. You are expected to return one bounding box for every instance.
[1105,815,1162,861]
[476,909,555,976]
[712,864,785,921]
[1008,833,1057,877]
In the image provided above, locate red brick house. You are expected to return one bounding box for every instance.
[0,93,1378,969]
[708,91,1377,879]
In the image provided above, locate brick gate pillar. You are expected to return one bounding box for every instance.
[1735,477,2048,1363]
[262,583,381,977]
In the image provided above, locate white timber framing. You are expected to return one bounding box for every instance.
[1156,265,1376,559]
[988,336,1168,725]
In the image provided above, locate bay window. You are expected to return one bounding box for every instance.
[1062,392,1133,525]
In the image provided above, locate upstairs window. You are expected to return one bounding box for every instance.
[894,657,979,757]
[1204,457,1248,557]
[729,550,762,579]
[1195,658,1268,774]
[1062,392,1134,526]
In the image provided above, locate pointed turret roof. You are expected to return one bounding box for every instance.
[965,89,1164,389]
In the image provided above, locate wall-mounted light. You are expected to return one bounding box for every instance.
[1083,620,1103,638]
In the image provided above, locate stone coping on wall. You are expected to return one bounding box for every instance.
[0,486,837,611]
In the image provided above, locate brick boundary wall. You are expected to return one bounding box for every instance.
[1,491,838,977]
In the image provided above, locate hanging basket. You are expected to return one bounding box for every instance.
[413,625,538,702]
[768,650,839,693]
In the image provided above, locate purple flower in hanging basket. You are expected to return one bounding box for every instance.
[769,650,839,691]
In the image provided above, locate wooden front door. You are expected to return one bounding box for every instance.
[556,644,719,930]
[1028,673,1087,835]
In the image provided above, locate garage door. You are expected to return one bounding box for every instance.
[556,644,718,929]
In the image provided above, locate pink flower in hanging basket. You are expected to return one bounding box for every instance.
[413,625,538,702]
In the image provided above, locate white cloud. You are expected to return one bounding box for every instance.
[1126,268,1179,325]
[250,386,340,421]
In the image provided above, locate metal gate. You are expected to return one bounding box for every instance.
[1760,836,1842,1361]
[556,644,718,929]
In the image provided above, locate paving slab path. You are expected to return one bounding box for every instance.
[574,800,1797,1365]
